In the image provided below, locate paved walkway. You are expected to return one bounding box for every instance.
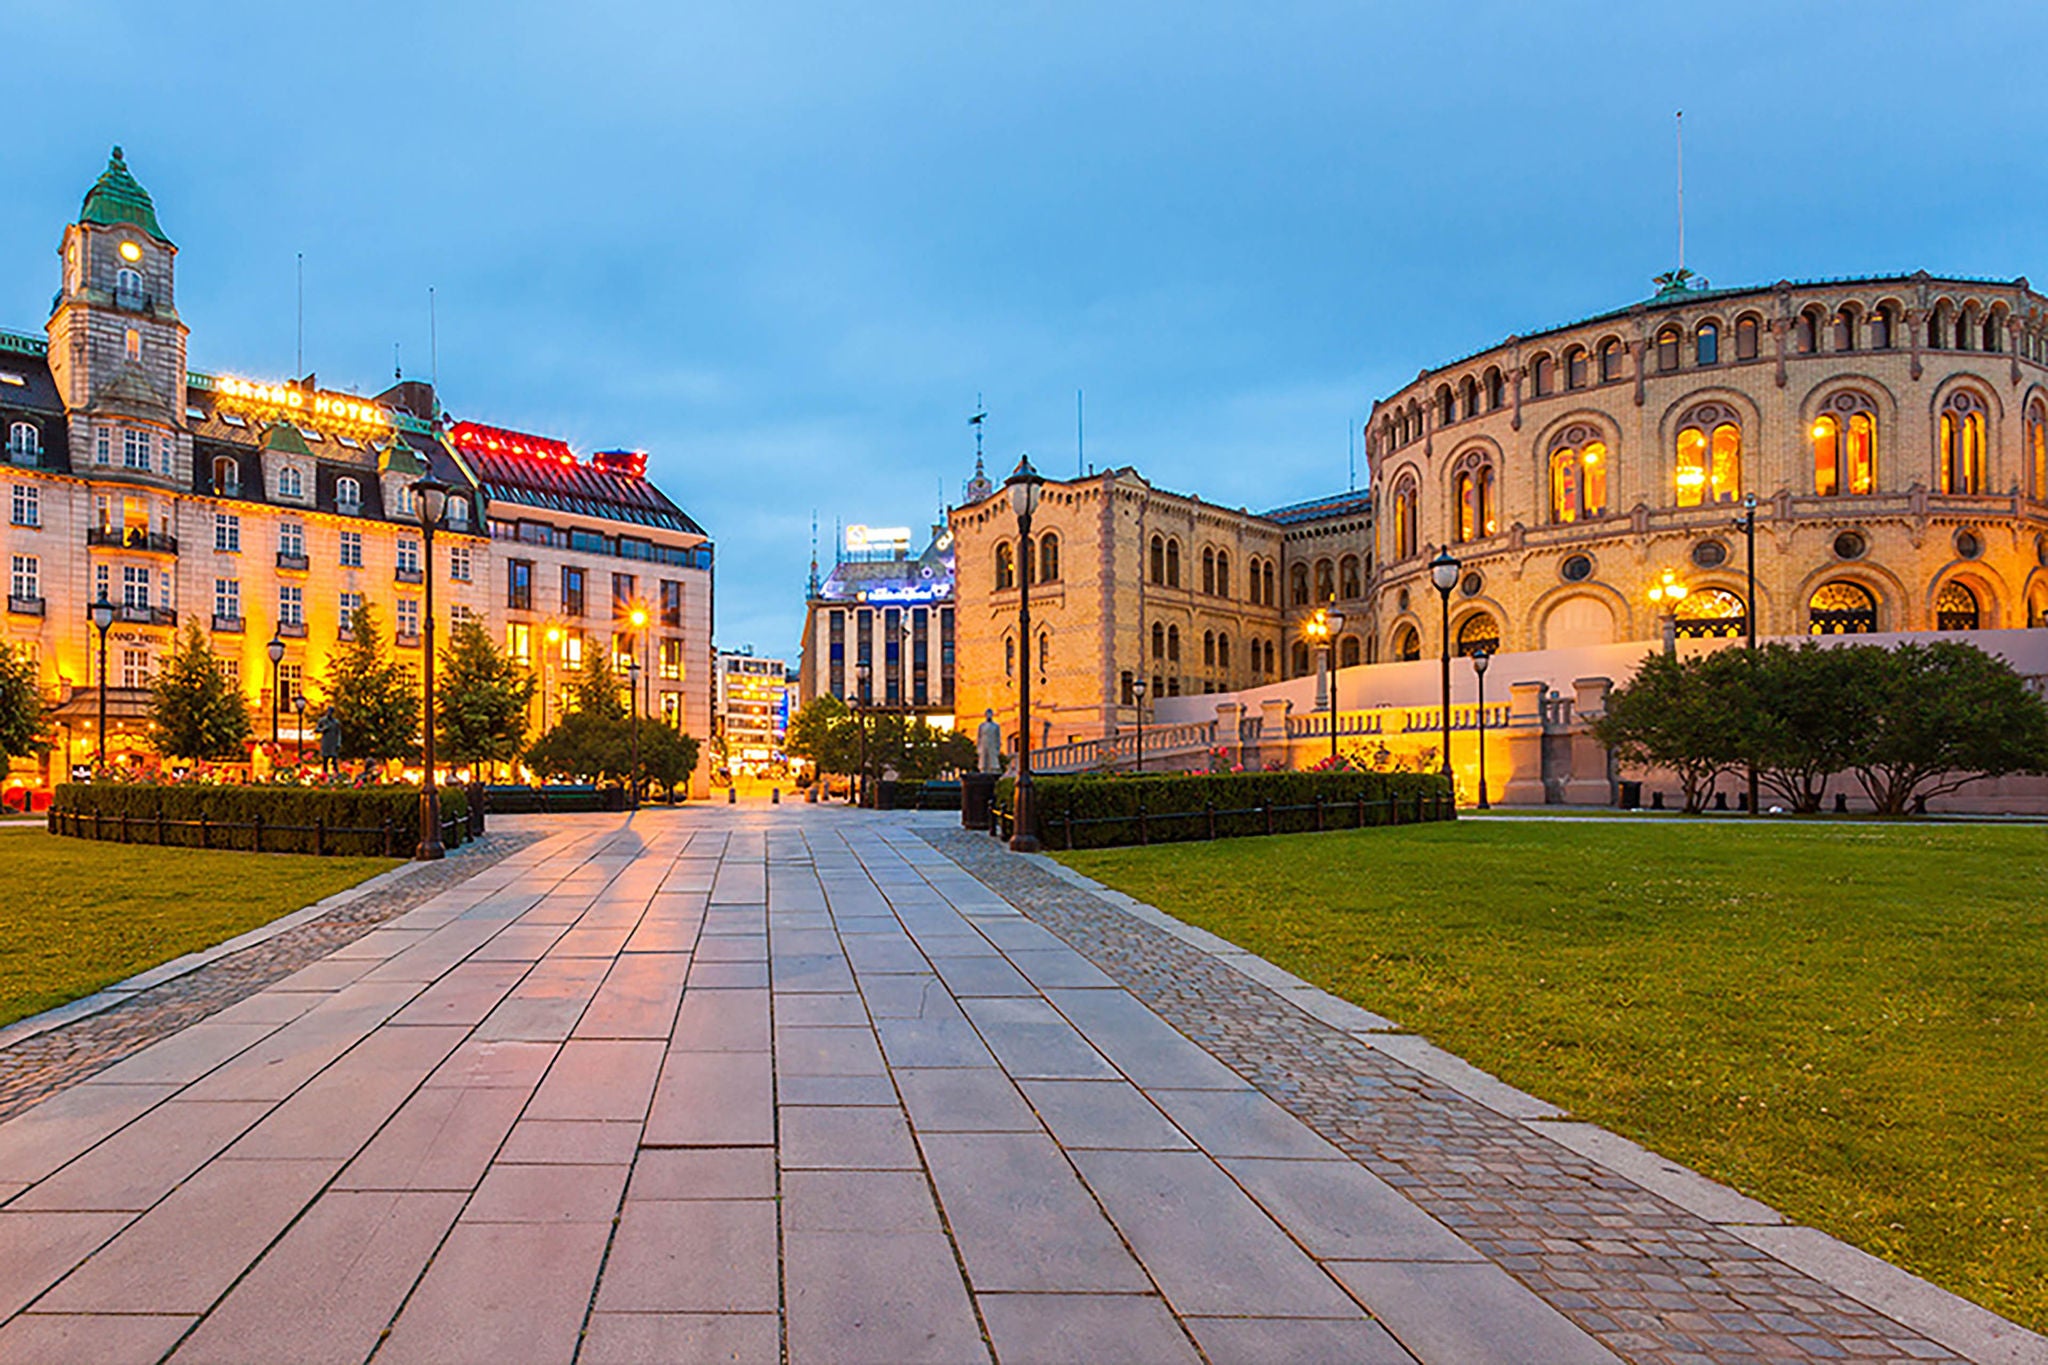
[0,809,2036,1364]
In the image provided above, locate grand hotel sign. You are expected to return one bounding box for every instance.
[212,376,393,437]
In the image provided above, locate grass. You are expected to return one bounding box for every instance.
[0,834,396,1028]
[1059,820,2048,1333]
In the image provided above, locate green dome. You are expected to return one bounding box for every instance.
[80,147,171,245]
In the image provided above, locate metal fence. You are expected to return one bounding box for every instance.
[992,786,1454,850]
[48,805,477,856]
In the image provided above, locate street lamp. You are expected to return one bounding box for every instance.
[1472,647,1491,810]
[852,659,871,806]
[265,630,286,752]
[1734,491,1760,815]
[1429,548,1461,789]
[1004,454,1046,853]
[1305,605,1346,766]
[1647,570,1689,659]
[628,605,649,809]
[411,476,450,861]
[293,692,307,768]
[91,594,115,774]
[543,624,561,733]
[1130,676,1147,774]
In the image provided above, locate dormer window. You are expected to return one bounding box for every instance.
[113,267,145,309]
[446,496,470,529]
[6,422,38,463]
[336,477,362,514]
[393,483,417,519]
[211,455,239,497]
[278,466,305,500]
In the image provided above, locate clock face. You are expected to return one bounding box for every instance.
[118,240,143,263]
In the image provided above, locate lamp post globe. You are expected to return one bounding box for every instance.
[410,476,449,861]
[1428,549,1460,790]
[1471,647,1491,810]
[1003,455,1046,853]
[265,630,286,751]
[91,593,116,774]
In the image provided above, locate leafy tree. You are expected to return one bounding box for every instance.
[148,621,251,762]
[640,723,702,799]
[785,695,861,776]
[323,603,420,763]
[1592,651,1744,812]
[866,712,977,780]
[525,710,631,784]
[0,643,47,763]
[571,650,627,722]
[1849,641,2048,814]
[1744,643,1880,813]
[438,619,535,772]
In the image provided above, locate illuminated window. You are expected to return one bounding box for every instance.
[1735,315,1761,360]
[1549,434,1608,523]
[1809,581,1877,635]
[1939,392,1987,494]
[1390,478,1418,560]
[1811,396,1876,497]
[1656,327,1681,372]
[1455,613,1500,657]
[1676,587,1747,638]
[660,638,684,680]
[1935,580,1980,631]
[211,455,239,496]
[1038,532,1060,582]
[507,621,532,665]
[1675,406,1741,506]
[2030,402,2047,499]
[995,540,1015,591]
[1453,458,1496,542]
[124,328,141,361]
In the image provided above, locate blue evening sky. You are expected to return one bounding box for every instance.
[6,2,2042,656]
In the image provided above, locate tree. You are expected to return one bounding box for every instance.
[571,650,627,722]
[785,695,861,776]
[640,724,702,799]
[323,603,420,763]
[525,710,632,784]
[0,643,46,764]
[438,619,535,773]
[1592,651,1744,813]
[1744,643,1880,813]
[1850,641,2048,814]
[149,621,251,762]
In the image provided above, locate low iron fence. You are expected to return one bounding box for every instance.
[992,784,1454,850]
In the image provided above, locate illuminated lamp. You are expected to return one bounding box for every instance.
[118,240,143,262]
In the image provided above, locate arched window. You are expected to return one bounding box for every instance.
[1339,555,1361,599]
[1263,639,1277,674]
[1152,621,1166,658]
[1928,307,1949,350]
[1656,327,1681,372]
[1455,613,1500,657]
[1338,636,1360,667]
[1165,539,1180,587]
[1564,346,1588,389]
[1217,633,1231,669]
[1203,630,1216,667]
[1391,479,1418,560]
[1453,457,1496,541]
[1936,581,1980,631]
[114,267,143,304]
[1215,550,1230,597]
[1038,532,1060,582]
[447,497,470,528]
[1834,308,1856,352]
[1675,404,1742,506]
[1004,635,1015,678]
[1437,386,1455,425]
[1244,556,1259,603]
[1201,547,1215,595]
[1392,624,1421,661]
[1314,559,1335,602]
[2029,402,2047,499]
[1531,354,1554,397]
[1985,313,2004,352]
[1291,640,1311,676]
[1871,305,1895,350]
[211,455,239,497]
[1289,563,1310,606]
[1485,368,1506,410]
[6,422,40,460]
[1735,315,1761,360]
[1795,307,1821,354]
[1676,588,1748,638]
[1939,392,1987,494]
[1149,535,1164,584]
[1167,625,1180,662]
[1261,560,1275,607]
[278,466,304,500]
[1696,321,1720,366]
[1811,393,1878,496]
[1039,632,1049,675]
[1548,425,1609,524]
[335,476,362,513]
[1598,339,1624,383]
[1809,581,1878,635]
[1460,376,1480,419]
[995,541,1015,591]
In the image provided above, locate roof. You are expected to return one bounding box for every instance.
[449,421,705,537]
[1262,489,1372,525]
[80,148,171,245]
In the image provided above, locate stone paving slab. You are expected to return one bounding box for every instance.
[0,807,2037,1364]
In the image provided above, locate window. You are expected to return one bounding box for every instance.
[1935,581,1980,631]
[1549,430,1608,523]
[1735,315,1761,360]
[1485,368,1506,410]
[1202,547,1215,595]
[1290,563,1310,606]
[1871,305,1895,350]
[1676,588,1747,638]
[1808,582,1876,635]
[1833,309,1856,352]
[1531,354,1554,397]
[1310,559,1331,601]
[214,513,240,553]
[1339,556,1361,599]
[1262,560,1275,607]
[1148,535,1164,584]
[279,521,305,560]
[121,564,150,609]
[10,484,37,527]
[1005,635,1016,678]
[1598,339,1624,383]
[121,649,149,689]
[396,598,420,640]
[114,267,144,305]
[214,578,239,623]
[1939,392,1987,494]
[2030,402,2047,499]
[1165,539,1180,588]
[1038,532,1060,582]
[508,558,533,610]
[339,530,363,567]
[211,456,239,496]
[1795,307,1821,354]
[560,566,586,617]
[1218,633,1231,669]
[278,662,303,702]
[507,621,532,665]
[660,638,684,680]
[339,591,364,635]
[397,538,421,576]
[661,579,682,628]
[1564,346,1587,389]
[279,584,303,627]
[393,483,416,519]
[1811,395,1877,496]
[95,426,110,465]
[995,541,1015,591]
[1339,636,1360,667]
[335,477,361,513]
[1656,328,1681,372]
[1215,550,1230,597]
[10,554,37,602]
[1456,613,1500,657]
[1391,478,1418,560]
[7,422,38,460]
[1454,457,1496,541]
[1437,386,1455,425]
[449,544,472,582]
[1263,639,1277,674]
[1696,322,1719,366]
[1203,631,1216,667]
[446,497,470,529]
[1675,405,1742,506]
[612,573,635,611]
[122,428,150,470]
[1152,621,1166,659]
[278,466,304,500]
[1167,625,1181,663]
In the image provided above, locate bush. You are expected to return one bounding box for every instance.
[482,784,624,815]
[48,783,468,856]
[997,770,1452,849]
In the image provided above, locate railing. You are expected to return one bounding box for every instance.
[276,553,309,572]
[394,567,424,584]
[212,614,243,633]
[278,620,307,638]
[1288,701,1512,740]
[395,631,421,649]
[1032,719,1220,774]
[86,528,178,554]
[7,595,43,617]
[85,603,177,627]
[992,786,1455,848]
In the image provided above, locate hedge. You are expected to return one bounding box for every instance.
[47,783,470,856]
[482,784,624,815]
[996,770,1453,849]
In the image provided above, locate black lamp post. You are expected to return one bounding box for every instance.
[1005,454,1046,853]
[1130,675,1147,774]
[266,630,286,751]
[1429,549,1460,789]
[853,660,870,806]
[411,477,449,861]
[293,692,307,768]
[1735,491,1759,814]
[91,593,115,774]
[626,657,642,811]
[1472,647,1491,810]
[1307,605,1346,766]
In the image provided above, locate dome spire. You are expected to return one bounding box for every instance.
[81,146,171,244]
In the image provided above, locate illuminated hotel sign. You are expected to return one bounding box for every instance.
[213,377,391,435]
[845,524,912,554]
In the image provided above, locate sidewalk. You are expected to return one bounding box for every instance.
[0,807,2037,1363]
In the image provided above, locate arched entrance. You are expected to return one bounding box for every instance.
[1455,613,1500,657]
[1935,580,1980,631]
[1675,588,1747,639]
[1809,581,1878,634]
[1391,624,1420,661]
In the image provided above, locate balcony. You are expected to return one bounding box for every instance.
[395,630,421,649]
[6,595,43,617]
[394,567,424,585]
[87,603,176,627]
[86,527,178,555]
[275,553,309,572]
[212,614,243,634]
[278,620,307,639]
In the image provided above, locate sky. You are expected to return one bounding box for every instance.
[7,1,2047,657]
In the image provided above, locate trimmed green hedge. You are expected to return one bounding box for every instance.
[48,784,469,856]
[997,770,1452,849]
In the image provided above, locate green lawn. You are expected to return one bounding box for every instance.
[0,835,396,1028]
[1060,821,2048,1334]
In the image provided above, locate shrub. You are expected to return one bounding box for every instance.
[997,770,1451,849]
[48,783,468,856]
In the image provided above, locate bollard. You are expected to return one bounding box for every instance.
[728,787,737,804]
[771,788,780,805]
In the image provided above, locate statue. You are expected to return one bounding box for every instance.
[975,708,1003,774]
[317,711,341,774]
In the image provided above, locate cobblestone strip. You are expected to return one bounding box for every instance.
[920,828,1965,1365]
[0,831,540,1124]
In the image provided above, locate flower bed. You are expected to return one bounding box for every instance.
[48,783,470,856]
[995,770,1452,850]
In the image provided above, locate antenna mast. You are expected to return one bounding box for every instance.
[429,287,439,395]
[295,252,304,377]
[1076,389,1085,477]
[1676,110,1686,275]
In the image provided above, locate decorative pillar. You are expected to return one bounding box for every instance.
[1565,676,1615,806]
[1259,696,1294,771]
[1214,701,1244,771]
[1500,680,1549,806]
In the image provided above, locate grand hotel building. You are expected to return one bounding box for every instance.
[0,150,714,795]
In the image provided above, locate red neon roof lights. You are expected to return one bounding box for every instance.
[448,421,577,466]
